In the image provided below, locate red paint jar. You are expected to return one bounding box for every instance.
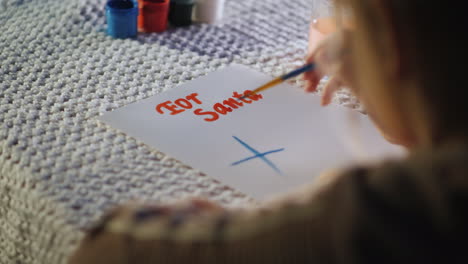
[138,0,170,33]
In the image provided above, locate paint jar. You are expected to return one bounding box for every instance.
[138,0,170,33]
[193,0,225,24]
[169,0,195,27]
[106,0,138,39]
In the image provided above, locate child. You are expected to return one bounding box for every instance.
[70,1,468,263]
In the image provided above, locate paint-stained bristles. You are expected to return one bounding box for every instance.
[239,78,283,100]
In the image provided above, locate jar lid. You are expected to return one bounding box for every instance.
[171,0,194,4]
[106,0,138,14]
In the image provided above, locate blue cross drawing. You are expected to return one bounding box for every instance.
[230,136,285,175]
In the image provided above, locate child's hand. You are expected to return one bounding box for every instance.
[306,20,411,147]
[305,19,355,106]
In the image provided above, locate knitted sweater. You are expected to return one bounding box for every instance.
[69,144,468,264]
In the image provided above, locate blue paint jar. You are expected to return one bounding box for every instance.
[106,0,139,39]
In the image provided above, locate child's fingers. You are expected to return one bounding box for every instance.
[321,77,342,106]
[303,49,327,92]
[303,71,319,92]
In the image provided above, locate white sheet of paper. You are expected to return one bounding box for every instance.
[100,64,404,200]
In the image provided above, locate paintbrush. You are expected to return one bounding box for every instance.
[239,63,315,100]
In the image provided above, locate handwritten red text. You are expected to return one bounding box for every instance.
[155,91,263,122]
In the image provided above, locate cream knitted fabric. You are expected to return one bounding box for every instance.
[0,0,359,263]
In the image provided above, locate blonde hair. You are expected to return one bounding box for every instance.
[334,0,468,147]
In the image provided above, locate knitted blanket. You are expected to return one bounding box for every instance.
[0,0,357,263]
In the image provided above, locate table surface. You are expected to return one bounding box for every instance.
[0,0,361,263]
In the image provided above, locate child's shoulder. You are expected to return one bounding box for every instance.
[340,143,468,229]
